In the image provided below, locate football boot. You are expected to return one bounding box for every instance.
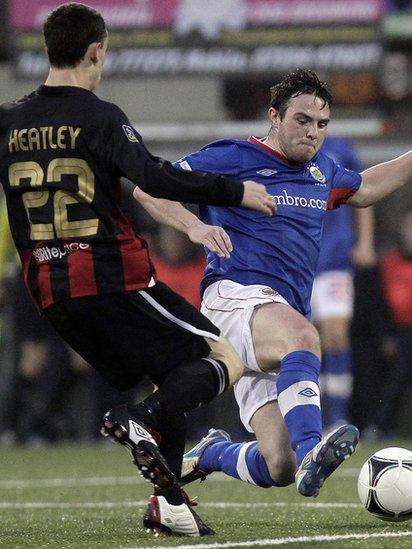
[101,404,175,490]
[296,423,359,497]
[143,490,215,537]
[181,428,231,485]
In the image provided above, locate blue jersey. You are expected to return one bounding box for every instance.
[174,137,361,317]
[316,136,363,274]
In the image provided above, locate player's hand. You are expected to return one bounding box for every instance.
[241,181,276,216]
[188,220,233,258]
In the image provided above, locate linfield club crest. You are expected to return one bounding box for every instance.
[309,165,326,184]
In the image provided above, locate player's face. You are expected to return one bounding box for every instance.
[270,94,330,163]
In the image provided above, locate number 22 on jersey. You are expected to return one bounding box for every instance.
[8,158,99,240]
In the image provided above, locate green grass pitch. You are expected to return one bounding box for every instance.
[1,439,412,548]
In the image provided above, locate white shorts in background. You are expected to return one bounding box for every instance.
[311,270,354,322]
[201,279,289,432]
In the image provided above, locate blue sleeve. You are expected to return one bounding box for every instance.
[173,143,242,178]
[328,163,362,209]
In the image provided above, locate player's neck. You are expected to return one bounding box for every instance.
[44,67,96,91]
[261,135,283,156]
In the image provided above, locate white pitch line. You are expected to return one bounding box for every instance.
[0,468,358,490]
[0,474,226,489]
[133,531,412,549]
[0,501,361,510]
[0,501,148,509]
[0,476,140,489]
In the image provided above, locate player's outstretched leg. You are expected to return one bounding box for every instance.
[295,423,359,497]
[181,428,232,484]
[101,404,214,536]
[181,428,280,488]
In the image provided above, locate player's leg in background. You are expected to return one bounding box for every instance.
[311,271,354,430]
[319,317,352,428]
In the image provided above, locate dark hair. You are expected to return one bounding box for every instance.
[270,69,332,120]
[43,3,106,68]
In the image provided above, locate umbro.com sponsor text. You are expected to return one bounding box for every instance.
[273,190,327,210]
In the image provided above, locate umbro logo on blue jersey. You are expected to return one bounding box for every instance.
[298,387,318,398]
[257,169,277,176]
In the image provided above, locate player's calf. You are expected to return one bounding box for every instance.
[263,451,296,486]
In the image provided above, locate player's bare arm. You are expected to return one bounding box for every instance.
[133,189,233,258]
[348,150,412,207]
[133,180,276,257]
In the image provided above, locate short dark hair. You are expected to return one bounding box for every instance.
[270,69,332,120]
[44,3,106,68]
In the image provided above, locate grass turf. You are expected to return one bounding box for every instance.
[0,439,412,548]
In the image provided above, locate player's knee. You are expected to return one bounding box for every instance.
[205,336,244,386]
[296,325,321,356]
[263,450,296,486]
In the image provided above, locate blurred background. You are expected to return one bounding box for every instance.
[0,0,411,447]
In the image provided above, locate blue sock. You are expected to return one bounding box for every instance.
[322,348,352,426]
[276,351,322,465]
[199,441,276,487]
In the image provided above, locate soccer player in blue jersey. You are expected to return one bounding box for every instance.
[312,136,376,429]
[135,69,412,498]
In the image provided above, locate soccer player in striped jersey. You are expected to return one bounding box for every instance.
[0,3,276,537]
[135,69,412,498]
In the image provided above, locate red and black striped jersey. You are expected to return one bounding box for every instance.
[0,85,244,309]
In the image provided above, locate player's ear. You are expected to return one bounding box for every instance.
[87,42,101,64]
[268,107,280,129]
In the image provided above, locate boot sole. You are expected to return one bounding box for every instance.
[101,418,175,489]
[298,425,359,497]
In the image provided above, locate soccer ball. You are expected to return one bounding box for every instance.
[358,447,412,521]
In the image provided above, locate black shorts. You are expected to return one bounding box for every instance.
[44,281,220,391]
